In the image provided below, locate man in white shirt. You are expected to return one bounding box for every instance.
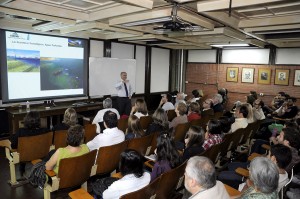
[87,111,125,151]
[92,98,120,133]
[159,93,175,111]
[252,99,266,121]
[115,72,134,116]
[174,92,187,107]
[184,156,229,199]
[230,104,249,133]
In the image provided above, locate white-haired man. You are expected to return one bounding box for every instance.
[184,156,229,199]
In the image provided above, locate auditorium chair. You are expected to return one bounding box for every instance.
[173,123,190,142]
[52,130,68,149]
[117,117,128,133]
[84,123,97,143]
[167,109,176,121]
[139,115,153,130]
[127,134,153,156]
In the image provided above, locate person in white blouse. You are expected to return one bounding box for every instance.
[115,72,134,116]
[252,99,266,121]
[103,149,150,199]
[130,98,148,118]
[159,93,175,111]
[92,98,120,133]
[87,111,124,151]
[230,105,249,133]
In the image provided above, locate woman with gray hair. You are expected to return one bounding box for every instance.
[239,156,279,198]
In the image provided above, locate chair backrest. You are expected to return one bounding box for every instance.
[148,131,160,155]
[58,150,97,189]
[213,111,223,119]
[139,116,153,130]
[201,142,222,164]
[189,118,202,126]
[198,115,212,130]
[219,133,235,157]
[84,123,97,143]
[127,134,153,155]
[167,110,176,122]
[120,176,160,199]
[173,123,190,142]
[155,160,187,199]
[95,140,128,175]
[53,130,68,149]
[230,128,245,151]
[240,122,256,145]
[118,118,128,133]
[18,131,53,162]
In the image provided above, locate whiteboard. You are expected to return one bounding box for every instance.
[89,57,136,97]
[150,47,170,93]
[276,48,300,65]
[222,49,270,64]
[188,49,217,63]
[135,45,146,94]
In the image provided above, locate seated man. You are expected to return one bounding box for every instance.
[230,104,248,133]
[201,99,214,117]
[212,94,224,113]
[184,156,229,199]
[274,97,298,119]
[87,111,125,151]
[252,99,266,121]
[92,98,120,133]
[175,92,186,107]
[159,93,175,111]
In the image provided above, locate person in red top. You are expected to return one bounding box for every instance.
[202,119,223,150]
[187,102,201,122]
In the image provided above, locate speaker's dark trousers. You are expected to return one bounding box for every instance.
[117,97,131,116]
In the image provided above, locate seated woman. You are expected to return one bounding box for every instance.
[150,133,181,182]
[182,126,205,161]
[130,99,148,119]
[202,119,223,150]
[169,102,188,133]
[187,102,201,122]
[52,107,77,131]
[102,149,150,199]
[45,124,89,174]
[219,116,233,134]
[125,115,145,140]
[243,103,255,124]
[145,108,168,136]
[188,89,202,103]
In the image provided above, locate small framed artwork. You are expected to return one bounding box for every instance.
[275,69,290,86]
[226,67,238,82]
[258,68,271,84]
[241,68,254,83]
[294,70,300,86]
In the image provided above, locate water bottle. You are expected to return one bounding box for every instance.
[26,101,30,112]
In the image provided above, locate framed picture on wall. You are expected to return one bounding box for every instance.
[226,67,238,82]
[258,68,271,84]
[294,70,300,86]
[241,68,254,83]
[275,69,290,86]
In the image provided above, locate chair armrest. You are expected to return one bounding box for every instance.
[0,139,12,150]
[248,153,261,161]
[31,159,43,165]
[235,167,249,177]
[261,144,270,150]
[45,170,56,177]
[144,160,155,169]
[111,172,123,179]
[224,184,241,197]
[69,188,93,199]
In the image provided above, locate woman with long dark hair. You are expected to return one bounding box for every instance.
[125,115,145,140]
[182,126,205,161]
[145,108,168,135]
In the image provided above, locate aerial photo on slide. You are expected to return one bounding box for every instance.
[7,49,40,72]
[40,57,84,90]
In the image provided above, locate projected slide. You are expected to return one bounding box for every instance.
[4,31,87,101]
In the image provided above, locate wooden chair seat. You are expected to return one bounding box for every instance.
[235,167,249,177]
[94,140,128,176]
[139,115,153,130]
[84,123,97,143]
[224,184,241,197]
[52,130,68,149]
[127,134,153,155]
[69,188,94,199]
[44,150,97,199]
[5,131,53,186]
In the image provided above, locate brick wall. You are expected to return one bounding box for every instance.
[185,63,300,110]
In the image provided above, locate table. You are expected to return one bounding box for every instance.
[6,101,102,134]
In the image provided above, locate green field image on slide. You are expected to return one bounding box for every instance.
[7,59,40,72]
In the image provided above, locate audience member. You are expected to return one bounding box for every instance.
[219,116,233,134]
[252,99,266,121]
[274,97,298,119]
[130,99,148,119]
[218,88,228,105]
[243,103,255,124]
[187,102,201,122]
[230,104,248,133]
[184,156,229,198]
[201,99,214,117]
[102,149,150,198]
[145,108,168,136]
[125,115,144,140]
[202,119,223,150]
[53,108,77,131]
[188,89,201,103]
[169,102,188,132]
[246,95,255,106]
[182,126,205,161]
[212,94,224,113]
[250,91,258,100]
[45,125,89,174]
[175,92,186,107]
[87,111,125,151]
[239,157,279,198]
[150,133,181,182]
[159,93,175,111]
[270,92,286,111]
[92,98,120,133]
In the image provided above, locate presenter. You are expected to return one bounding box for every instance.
[115,72,133,116]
